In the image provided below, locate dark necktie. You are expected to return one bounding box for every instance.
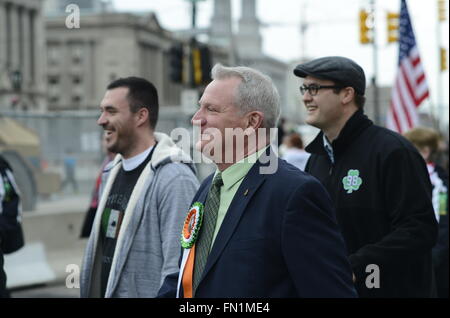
[192,172,223,295]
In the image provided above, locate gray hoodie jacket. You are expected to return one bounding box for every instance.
[80,132,199,297]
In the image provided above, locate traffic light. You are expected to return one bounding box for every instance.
[192,46,202,86]
[359,9,373,44]
[438,0,446,21]
[169,43,184,83]
[440,47,447,71]
[387,12,400,43]
[190,43,212,86]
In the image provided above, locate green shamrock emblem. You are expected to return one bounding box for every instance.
[2,175,12,202]
[342,169,362,194]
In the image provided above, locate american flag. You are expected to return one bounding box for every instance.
[386,0,429,134]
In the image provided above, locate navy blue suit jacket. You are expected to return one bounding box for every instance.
[160,148,357,298]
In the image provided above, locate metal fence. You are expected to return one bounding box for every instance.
[1,107,214,210]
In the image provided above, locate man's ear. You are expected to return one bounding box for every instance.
[245,111,264,131]
[341,87,355,105]
[136,107,149,127]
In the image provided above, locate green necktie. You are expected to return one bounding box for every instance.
[193,172,223,295]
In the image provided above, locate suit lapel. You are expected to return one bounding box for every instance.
[198,174,213,205]
[200,158,268,283]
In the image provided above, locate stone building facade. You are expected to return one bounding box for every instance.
[45,11,183,110]
[0,0,47,111]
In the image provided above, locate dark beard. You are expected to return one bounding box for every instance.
[107,129,135,157]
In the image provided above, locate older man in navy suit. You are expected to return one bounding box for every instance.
[159,64,356,298]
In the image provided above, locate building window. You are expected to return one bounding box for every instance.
[48,75,60,85]
[72,46,83,64]
[72,95,81,104]
[73,55,81,65]
[49,96,60,104]
[72,75,81,85]
[48,45,60,66]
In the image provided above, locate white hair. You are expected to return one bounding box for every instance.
[211,63,281,129]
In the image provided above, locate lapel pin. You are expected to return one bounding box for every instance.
[244,189,249,196]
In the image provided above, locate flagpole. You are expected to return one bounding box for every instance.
[436,0,443,131]
[370,0,380,125]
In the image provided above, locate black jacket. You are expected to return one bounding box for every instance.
[305,110,438,298]
[430,164,448,298]
[0,155,24,298]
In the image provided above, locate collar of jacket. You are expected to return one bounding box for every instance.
[305,110,373,159]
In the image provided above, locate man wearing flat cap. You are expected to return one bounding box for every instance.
[294,56,438,297]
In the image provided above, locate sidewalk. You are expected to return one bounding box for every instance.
[27,194,91,215]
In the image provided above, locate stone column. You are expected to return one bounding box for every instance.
[22,8,31,91]
[82,40,89,107]
[241,0,257,19]
[9,4,20,73]
[0,3,8,90]
[237,0,262,57]
[156,47,164,106]
[89,40,97,107]
[32,3,47,111]
[60,42,70,108]
[210,0,232,47]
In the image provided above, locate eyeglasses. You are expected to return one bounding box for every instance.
[299,84,343,96]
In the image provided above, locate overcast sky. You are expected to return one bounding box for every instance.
[112,0,449,120]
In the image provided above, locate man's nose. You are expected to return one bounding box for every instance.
[302,90,313,103]
[97,112,107,126]
[191,110,205,126]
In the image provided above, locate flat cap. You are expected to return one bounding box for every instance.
[293,56,366,95]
